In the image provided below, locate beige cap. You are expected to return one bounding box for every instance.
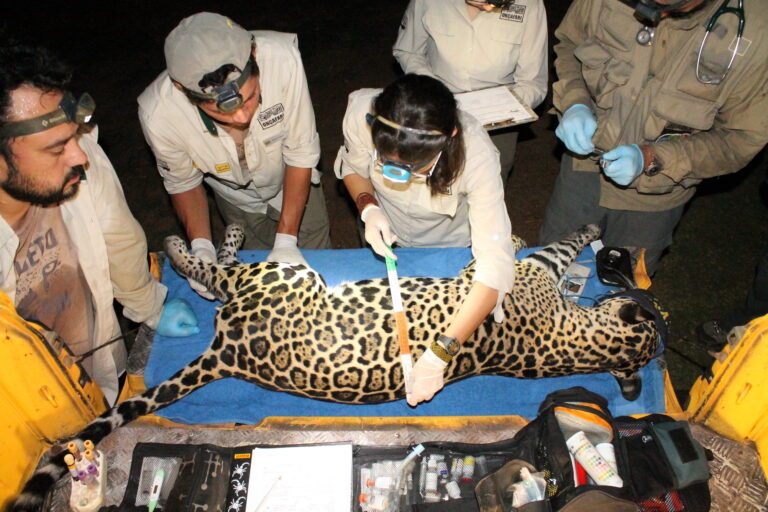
[164,12,252,93]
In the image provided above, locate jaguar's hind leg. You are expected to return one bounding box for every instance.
[523,224,601,283]
[610,369,642,402]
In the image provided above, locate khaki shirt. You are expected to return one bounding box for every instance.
[393,0,548,108]
[0,129,167,404]
[554,0,768,211]
[334,89,516,319]
[138,31,321,214]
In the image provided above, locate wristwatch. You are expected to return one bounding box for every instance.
[640,145,662,176]
[430,334,460,364]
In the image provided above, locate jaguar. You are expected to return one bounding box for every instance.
[11,223,661,511]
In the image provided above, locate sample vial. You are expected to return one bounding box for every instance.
[64,454,78,481]
[67,441,82,462]
[437,461,449,479]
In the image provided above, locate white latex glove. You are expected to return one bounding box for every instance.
[361,205,397,260]
[267,233,308,266]
[406,347,448,406]
[188,238,216,300]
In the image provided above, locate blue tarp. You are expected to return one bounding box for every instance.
[146,246,666,424]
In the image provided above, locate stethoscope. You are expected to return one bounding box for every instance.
[635,0,745,84]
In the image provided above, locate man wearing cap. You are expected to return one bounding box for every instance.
[0,41,198,405]
[139,12,331,299]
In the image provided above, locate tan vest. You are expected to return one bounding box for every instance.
[553,0,768,211]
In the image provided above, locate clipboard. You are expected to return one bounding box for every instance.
[455,85,538,132]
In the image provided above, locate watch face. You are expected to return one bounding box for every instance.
[440,335,460,356]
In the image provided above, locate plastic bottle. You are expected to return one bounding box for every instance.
[451,458,464,482]
[565,431,623,487]
[596,443,619,475]
[461,456,475,483]
[445,480,461,499]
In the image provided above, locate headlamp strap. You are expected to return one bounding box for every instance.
[185,59,253,102]
[0,92,95,138]
[365,113,446,137]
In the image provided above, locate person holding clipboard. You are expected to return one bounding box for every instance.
[334,74,516,406]
[393,0,548,183]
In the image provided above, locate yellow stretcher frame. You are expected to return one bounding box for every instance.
[688,314,768,475]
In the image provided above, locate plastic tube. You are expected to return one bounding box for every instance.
[566,431,623,487]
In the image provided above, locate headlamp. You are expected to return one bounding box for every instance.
[634,0,705,25]
[184,59,253,114]
[375,151,441,184]
[0,92,95,138]
[466,0,512,8]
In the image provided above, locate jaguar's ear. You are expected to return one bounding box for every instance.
[618,302,654,324]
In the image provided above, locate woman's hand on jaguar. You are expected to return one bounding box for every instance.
[406,347,448,406]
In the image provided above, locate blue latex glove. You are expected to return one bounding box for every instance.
[156,298,199,337]
[602,144,644,186]
[555,104,597,155]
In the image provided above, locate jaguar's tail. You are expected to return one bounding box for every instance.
[9,351,222,511]
[164,224,245,302]
[523,224,601,283]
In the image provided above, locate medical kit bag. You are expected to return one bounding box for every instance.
[475,387,712,512]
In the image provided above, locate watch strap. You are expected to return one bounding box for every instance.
[640,145,661,176]
[430,340,454,364]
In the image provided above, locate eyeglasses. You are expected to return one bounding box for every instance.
[373,150,442,184]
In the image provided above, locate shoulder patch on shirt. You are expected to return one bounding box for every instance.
[215,163,232,173]
[257,103,285,129]
[500,4,526,22]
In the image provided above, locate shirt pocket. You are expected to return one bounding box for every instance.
[491,21,524,46]
[645,90,717,140]
[262,132,286,153]
[573,39,632,110]
[424,9,456,39]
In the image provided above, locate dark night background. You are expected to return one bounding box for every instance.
[5,1,766,403]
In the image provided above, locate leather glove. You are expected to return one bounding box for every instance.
[361,205,397,260]
[555,104,597,155]
[602,144,644,186]
[267,233,308,266]
[406,347,448,406]
[156,298,199,337]
[188,238,216,300]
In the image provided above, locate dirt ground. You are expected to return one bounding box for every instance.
[7,0,767,403]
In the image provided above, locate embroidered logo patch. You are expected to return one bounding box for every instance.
[257,103,285,129]
[500,4,526,22]
[215,163,231,173]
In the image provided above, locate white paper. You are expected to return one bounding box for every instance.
[455,86,537,130]
[245,443,353,512]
